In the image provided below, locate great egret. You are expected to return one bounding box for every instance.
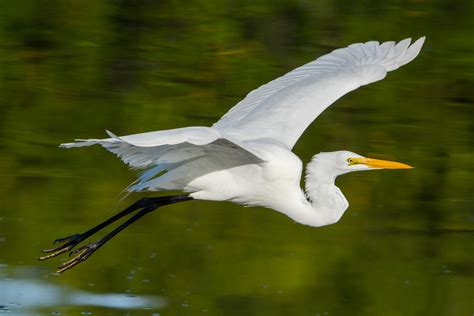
[39,37,425,273]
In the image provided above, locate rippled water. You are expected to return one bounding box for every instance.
[0,1,473,315]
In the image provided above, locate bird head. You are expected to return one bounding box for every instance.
[310,151,413,177]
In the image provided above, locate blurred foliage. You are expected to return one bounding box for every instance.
[0,0,473,315]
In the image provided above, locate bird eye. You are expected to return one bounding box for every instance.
[347,158,354,165]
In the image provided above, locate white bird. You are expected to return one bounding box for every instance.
[39,37,425,273]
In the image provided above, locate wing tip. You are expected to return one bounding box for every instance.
[412,36,426,49]
[59,142,73,148]
[401,36,426,66]
[59,140,98,148]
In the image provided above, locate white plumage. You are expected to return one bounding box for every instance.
[61,37,425,226]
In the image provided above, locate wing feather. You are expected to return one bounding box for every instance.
[61,127,263,168]
[60,37,425,193]
[60,127,265,192]
[213,37,425,149]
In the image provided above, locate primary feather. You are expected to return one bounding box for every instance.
[213,37,425,149]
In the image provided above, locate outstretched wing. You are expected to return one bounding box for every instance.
[61,127,264,191]
[213,37,425,149]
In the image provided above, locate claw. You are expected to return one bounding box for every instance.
[38,247,70,261]
[38,234,84,261]
[42,245,67,254]
[69,246,85,257]
[53,234,81,245]
[57,255,83,274]
[56,242,99,274]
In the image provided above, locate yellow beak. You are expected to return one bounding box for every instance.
[351,157,414,169]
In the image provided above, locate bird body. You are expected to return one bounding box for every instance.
[60,37,425,227]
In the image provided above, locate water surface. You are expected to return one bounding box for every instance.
[0,1,473,315]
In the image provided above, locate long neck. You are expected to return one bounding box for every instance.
[276,160,349,227]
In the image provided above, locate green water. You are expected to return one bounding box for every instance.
[0,1,473,315]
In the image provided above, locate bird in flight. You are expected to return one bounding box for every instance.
[39,37,425,273]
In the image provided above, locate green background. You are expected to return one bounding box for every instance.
[0,0,473,315]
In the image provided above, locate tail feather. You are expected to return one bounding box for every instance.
[59,139,114,148]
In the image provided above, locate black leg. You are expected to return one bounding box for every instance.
[38,194,193,273]
[39,198,149,260]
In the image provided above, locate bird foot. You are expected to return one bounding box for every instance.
[56,241,101,274]
[38,234,84,261]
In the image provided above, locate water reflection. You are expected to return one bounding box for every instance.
[0,267,166,313]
